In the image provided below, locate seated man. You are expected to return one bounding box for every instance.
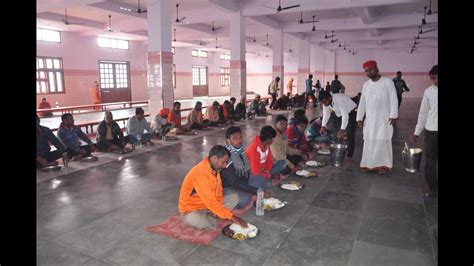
[168,101,192,134]
[286,116,313,157]
[307,117,332,150]
[245,126,288,189]
[178,145,248,230]
[204,101,221,127]
[271,115,305,173]
[37,115,68,168]
[153,108,176,137]
[38,97,53,117]
[228,97,238,121]
[218,100,233,125]
[96,111,130,152]
[57,113,97,159]
[126,107,153,145]
[234,97,247,121]
[258,99,269,115]
[247,95,261,119]
[187,101,210,130]
[288,109,306,126]
[221,126,271,210]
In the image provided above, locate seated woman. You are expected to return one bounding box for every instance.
[204,101,221,127]
[97,111,130,152]
[153,108,176,138]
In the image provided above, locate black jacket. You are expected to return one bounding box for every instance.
[96,120,125,143]
[221,163,258,195]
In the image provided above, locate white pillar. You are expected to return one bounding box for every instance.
[272,30,284,97]
[297,38,310,94]
[147,0,173,117]
[230,12,246,100]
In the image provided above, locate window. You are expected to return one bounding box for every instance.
[97,37,129,50]
[173,64,176,89]
[99,61,130,89]
[220,67,230,86]
[37,28,61,43]
[192,66,207,85]
[191,49,208,58]
[37,57,65,94]
[220,53,230,60]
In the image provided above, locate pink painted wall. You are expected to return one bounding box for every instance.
[334,48,437,98]
[37,31,147,107]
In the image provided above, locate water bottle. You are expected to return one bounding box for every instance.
[136,134,142,146]
[256,188,264,216]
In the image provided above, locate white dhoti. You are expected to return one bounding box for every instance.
[360,139,393,168]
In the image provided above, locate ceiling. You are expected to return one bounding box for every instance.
[37,0,438,54]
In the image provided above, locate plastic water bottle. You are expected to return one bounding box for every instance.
[256,188,264,216]
[136,134,142,146]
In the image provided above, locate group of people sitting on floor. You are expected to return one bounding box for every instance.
[178,107,344,230]
[36,96,274,169]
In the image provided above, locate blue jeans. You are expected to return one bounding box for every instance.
[248,160,287,189]
[223,187,252,209]
[128,133,152,144]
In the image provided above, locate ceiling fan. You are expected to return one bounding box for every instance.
[265,34,270,46]
[351,50,358,55]
[215,38,222,49]
[324,30,336,39]
[304,15,319,31]
[120,0,147,14]
[285,44,294,53]
[418,25,436,34]
[295,12,308,24]
[211,21,222,32]
[175,3,187,23]
[262,0,301,13]
[342,44,351,50]
[62,8,84,25]
[173,28,177,42]
[106,15,119,32]
[331,36,339,43]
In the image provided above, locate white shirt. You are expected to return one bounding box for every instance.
[322,93,357,130]
[414,85,438,135]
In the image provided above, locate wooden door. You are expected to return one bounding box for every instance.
[98,61,131,103]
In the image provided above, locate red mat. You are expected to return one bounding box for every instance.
[146,208,249,245]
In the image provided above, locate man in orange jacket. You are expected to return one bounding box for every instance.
[178,145,248,230]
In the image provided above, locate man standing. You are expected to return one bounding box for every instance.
[178,145,248,230]
[319,91,358,158]
[268,77,280,109]
[287,78,295,95]
[393,71,410,109]
[330,75,346,94]
[411,65,438,197]
[303,74,318,109]
[91,81,101,110]
[356,60,398,174]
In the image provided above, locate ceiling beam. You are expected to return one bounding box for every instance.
[37,0,105,13]
[353,7,375,24]
[309,29,437,44]
[207,0,239,12]
[241,0,425,17]
[37,12,105,29]
[282,13,437,33]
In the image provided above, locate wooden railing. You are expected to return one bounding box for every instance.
[37,100,149,116]
[48,96,271,135]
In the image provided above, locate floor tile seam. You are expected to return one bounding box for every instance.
[262,204,310,266]
[347,186,369,266]
[45,237,104,261]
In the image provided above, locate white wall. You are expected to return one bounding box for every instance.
[334,48,437,98]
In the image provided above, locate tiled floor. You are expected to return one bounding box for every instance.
[37,98,438,265]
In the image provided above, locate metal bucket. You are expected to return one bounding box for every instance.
[402,148,422,173]
[330,143,348,167]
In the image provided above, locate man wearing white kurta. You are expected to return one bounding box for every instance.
[356,60,398,174]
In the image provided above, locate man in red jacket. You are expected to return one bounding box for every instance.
[245,126,287,189]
